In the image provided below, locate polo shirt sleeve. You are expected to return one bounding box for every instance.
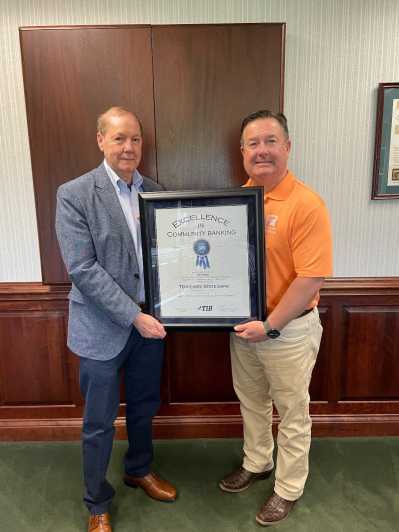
[291,202,333,277]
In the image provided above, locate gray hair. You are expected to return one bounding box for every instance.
[97,106,143,136]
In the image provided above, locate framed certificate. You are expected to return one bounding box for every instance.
[372,82,399,199]
[139,188,265,327]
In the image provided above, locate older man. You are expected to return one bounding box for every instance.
[219,110,333,526]
[56,107,176,532]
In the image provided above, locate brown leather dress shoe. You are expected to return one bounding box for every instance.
[88,512,112,532]
[219,465,273,493]
[124,472,177,502]
[256,492,296,526]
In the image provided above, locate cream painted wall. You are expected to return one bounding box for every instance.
[0,0,398,281]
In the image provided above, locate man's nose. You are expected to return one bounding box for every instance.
[256,141,269,154]
[123,140,135,151]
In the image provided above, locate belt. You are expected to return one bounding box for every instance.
[296,307,314,319]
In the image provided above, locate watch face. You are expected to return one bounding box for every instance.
[267,329,280,339]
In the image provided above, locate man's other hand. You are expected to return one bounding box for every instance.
[133,313,166,339]
[234,321,268,343]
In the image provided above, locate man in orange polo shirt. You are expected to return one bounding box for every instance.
[219,110,333,526]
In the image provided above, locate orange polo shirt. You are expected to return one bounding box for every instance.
[244,170,333,313]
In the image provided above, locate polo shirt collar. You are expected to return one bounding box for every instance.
[245,170,295,201]
[266,171,295,200]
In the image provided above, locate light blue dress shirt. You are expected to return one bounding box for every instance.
[103,159,145,302]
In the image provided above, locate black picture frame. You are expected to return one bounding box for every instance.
[372,82,399,199]
[139,188,265,328]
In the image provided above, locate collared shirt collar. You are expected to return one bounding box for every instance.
[103,159,143,192]
[245,170,295,201]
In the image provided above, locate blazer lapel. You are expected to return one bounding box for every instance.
[93,164,137,261]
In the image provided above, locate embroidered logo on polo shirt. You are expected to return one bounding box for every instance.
[266,214,278,233]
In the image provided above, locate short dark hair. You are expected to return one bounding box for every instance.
[240,110,289,143]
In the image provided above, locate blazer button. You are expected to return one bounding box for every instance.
[134,273,140,279]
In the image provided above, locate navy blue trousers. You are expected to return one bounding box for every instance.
[79,328,164,515]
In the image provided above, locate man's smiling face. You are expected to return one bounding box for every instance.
[241,117,291,185]
[97,113,143,183]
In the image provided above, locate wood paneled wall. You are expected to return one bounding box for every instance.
[1,278,398,441]
[19,23,285,283]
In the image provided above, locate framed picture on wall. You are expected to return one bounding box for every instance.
[372,82,399,199]
[138,188,265,328]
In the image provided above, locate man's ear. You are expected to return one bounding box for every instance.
[97,131,104,152]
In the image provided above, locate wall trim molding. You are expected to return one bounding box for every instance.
[1,412,399,441]
[1,277,399,298]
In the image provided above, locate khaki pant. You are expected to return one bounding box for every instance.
[230,308,322,501]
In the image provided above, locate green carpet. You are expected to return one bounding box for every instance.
[0,438,398,531]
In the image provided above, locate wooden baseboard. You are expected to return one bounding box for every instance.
[1,413,399,441]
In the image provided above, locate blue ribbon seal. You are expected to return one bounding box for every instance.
[193,239,210,269]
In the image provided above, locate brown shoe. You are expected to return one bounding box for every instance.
[124,471,177,502]
[256,492,296,526]
[88,512,112,532]
[219,465,273,493]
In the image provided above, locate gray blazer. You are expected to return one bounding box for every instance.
[55,162,162,360]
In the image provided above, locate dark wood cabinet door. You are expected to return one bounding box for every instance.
[152,23,285,190]
[20,26,156,283]
[150,24,284,409]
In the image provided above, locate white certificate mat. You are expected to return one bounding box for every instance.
[387,98,399,186]
[154,205,250,318]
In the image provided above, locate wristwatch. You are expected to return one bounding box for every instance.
[263,319,280,339]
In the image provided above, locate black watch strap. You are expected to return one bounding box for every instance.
[263,319,280,339]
